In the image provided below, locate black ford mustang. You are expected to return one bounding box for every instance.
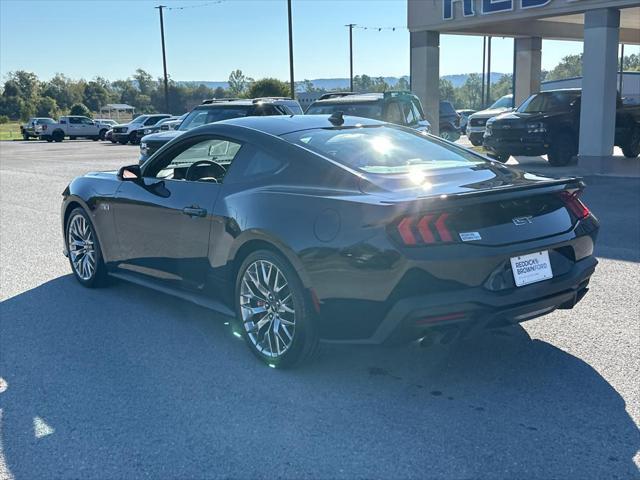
[61,114,599,367]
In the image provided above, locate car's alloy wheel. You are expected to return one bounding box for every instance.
[235,250,318,368]
[240,260,296,358]
[66,208,106,287]
[68,214,96,281]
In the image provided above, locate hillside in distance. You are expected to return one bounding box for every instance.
[179,72,507,91]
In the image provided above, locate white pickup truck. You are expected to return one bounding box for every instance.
[39,116,102,142]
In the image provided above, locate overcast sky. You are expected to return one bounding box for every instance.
[1,0,636,82]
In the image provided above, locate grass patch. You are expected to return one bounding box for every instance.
[0,122,23,141]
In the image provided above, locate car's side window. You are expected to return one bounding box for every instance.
[69,117,81,124]
[152,137,243,183]
[385,102,404,125]
[402,102,418,126]
[227,145,286,182]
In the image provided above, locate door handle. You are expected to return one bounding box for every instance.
[182,206,207,217]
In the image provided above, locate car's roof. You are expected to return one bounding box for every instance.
[210,114,385,136]
[312,93,383,105]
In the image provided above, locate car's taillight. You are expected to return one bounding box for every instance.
[559,191,590,220]
[394,212,455,246]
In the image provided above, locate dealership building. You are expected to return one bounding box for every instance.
[408,0,640,172]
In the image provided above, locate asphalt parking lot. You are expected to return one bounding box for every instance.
[1,139,639,479]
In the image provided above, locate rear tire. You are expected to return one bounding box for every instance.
[65,208,107,288]
[621,128,640,158]
[469,136,483,147]
[69,136,76,140]
[235,250,319,369]
[23,132,30,141]
[548,132,577,166]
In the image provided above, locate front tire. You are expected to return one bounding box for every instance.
[235,250,319,368]
[129,131,139,145]
[65,208,107,288]
[52,130,64,142]
[621,128,640,158]
[548,132,577,166]
[99,129,107,140]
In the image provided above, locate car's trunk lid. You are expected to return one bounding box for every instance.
[359,163,584,246]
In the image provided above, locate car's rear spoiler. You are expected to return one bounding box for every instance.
[374,177,585,208]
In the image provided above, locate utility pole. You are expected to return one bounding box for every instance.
[156,5,170,113]
[346,24,355,92]
[486,36,492,107]
[619,43,625,95]
[287,0,295,99]
[481,36,486,108]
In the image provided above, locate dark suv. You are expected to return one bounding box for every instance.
[139,98,303,163]
[439,101,461,141]
[306,91,431,133]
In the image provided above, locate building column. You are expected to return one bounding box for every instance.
[579,8,620,164]
[410,31,440,134]
[514,37,542,107]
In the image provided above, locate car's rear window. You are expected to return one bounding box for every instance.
[179,107,251,131]
[282,125,485,174]
[306,103,383,120]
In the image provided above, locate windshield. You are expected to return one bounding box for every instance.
[518,91,580,114]
[179,107,251,131]
[130,115,147,124]
[306,103,383,120]
[489,95,513,109]
[282,125,484,174]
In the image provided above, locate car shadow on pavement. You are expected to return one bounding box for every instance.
[1,275,638,479]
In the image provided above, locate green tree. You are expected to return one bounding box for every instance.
[298,79,319,93]
[133,69,156,96]
[6,71,40,102]
[228,69,250,97]
[213,86,227,98]
[246,78,290,98]
[546,54,582,81]
[83,81,109,111]
[396,77,410,91]
[490,74,513,102]
[0,95,31,120]
[0,115,9,124]
[456,73,483,110]
[439,78,455,102]
[2,80,22,98]
[42,74,83,110]
[70,103,91,117]
[35,96,60,118]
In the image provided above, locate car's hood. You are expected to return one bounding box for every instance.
[469,107,512,119]
[141,130,184,143]
[489,110,568,125]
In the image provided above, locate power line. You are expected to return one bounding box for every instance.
[353,25,403,32]
[165,1,223,11]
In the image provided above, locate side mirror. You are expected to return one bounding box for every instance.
[118,164,142,181]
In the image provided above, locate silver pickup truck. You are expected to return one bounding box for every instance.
[39,116,101,142]
[20,117,55,140]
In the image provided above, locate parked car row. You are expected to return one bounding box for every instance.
[481,89,640,165]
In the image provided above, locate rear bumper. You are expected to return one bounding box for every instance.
[324,255,597,344]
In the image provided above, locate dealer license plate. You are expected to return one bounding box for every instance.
[510,251,553,287]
